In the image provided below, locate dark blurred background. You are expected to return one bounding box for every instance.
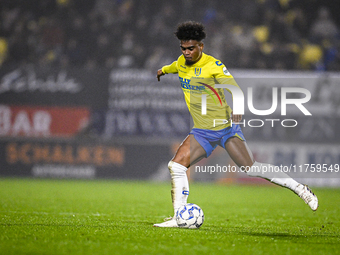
[0,0,340,71]
[0,0,339,185]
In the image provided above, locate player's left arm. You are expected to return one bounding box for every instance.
[213,61,243,122]
[213,62,241,92]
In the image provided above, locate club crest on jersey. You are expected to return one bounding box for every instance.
[195,68,202,76]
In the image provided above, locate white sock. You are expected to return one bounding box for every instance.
[168,161,189,216]
[247,161,300,192]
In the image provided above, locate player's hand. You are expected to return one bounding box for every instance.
[157,69,164,81]
[230,111,242,123]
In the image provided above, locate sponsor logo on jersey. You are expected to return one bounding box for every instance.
[215,61,223,66]
[179,77,204,91]
[179,79,223,107]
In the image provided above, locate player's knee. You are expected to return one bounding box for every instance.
[171,150,190,168]
[168,160,187,174]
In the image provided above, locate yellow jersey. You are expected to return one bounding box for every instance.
[162,53,241,130]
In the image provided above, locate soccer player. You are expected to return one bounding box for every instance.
[154,21,318,227]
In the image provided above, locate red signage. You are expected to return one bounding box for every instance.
[0,105,90,137]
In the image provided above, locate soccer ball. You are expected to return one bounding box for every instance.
[176,203,204,229]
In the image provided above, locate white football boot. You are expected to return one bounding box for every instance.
[295,184,318,211]
[153,217,178,228]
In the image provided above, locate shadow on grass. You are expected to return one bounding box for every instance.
[199,225,340,242]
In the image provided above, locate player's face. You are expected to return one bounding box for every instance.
[180,40,204,65]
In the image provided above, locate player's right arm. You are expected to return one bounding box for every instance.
[157,60,178,81]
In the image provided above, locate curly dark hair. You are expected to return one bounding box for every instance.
[174,21,206,42]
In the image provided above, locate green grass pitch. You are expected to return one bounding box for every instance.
[0,178,340,255]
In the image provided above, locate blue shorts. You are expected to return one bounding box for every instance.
[189,125,245,157]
